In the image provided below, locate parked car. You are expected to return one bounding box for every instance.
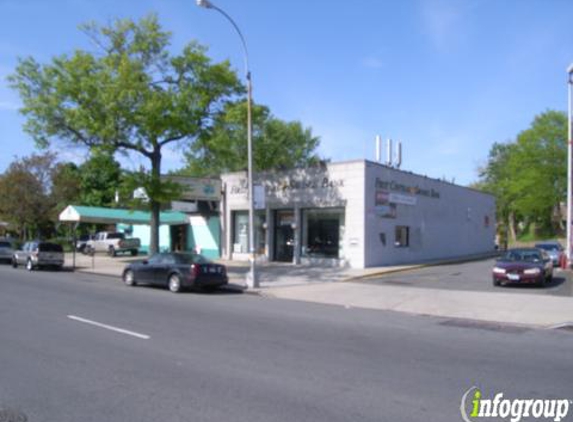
[12,241,64,271]
[0,239,15,264]
[492,247,553,287]
[534,241,564,266]
[85,232,140,257]
[76,234,94,254]
[122,252,228,293]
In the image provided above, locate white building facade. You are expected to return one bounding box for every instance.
[221,160,495,269]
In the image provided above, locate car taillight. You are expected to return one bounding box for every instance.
[191,264,200,277]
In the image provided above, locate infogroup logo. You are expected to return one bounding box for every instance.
[460,387,571,422]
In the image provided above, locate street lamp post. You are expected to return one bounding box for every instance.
[196,0,258,287]
[567,64,573,268]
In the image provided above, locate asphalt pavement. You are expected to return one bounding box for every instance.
[1,265,573,422]
[359,258,573,297]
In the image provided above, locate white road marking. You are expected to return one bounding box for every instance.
[67,315,150,340]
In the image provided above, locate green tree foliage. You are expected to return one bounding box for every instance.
[0,153,58,239]
[477,110,567,240]
[78,151,122,207]
[51,162,82,212]
[182,101,322,176]
[9,14,243,253]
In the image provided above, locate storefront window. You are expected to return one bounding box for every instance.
[233,211,266,255]
[301,208,344,258]
[232,211,249,253]
[395,226,409,247]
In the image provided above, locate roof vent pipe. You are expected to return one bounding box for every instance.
[386,138,393,167]
[395,141,402,169]
[375,135,382,162]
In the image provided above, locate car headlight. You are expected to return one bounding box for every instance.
[493,267,506,274]
[524,268,541,275]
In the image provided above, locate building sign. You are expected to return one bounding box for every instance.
[254,185,266,210]
[375,190,397,218]
[375,178,440,199]
[165,176,221,201]
[229,176,344,196]
[389,193,417,206]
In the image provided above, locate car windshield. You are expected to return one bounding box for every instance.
[39,243,63,252]
[535,244,561,252]
[503,250,543,262]
[0,241,12,248]
[174,253,211,265]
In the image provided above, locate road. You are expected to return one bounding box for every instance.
[1,264,572,422]
[362,258,573,297]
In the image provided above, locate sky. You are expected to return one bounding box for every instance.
[0,0,572,186]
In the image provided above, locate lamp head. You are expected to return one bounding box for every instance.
[568,63,573,75]
[196,0,214,8]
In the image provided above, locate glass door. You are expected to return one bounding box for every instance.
[274,210,294,262]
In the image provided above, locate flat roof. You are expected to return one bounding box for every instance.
[59,205,189,226]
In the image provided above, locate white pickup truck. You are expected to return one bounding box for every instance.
[86,232,141,257]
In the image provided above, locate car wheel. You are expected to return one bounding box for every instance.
[123,270,136,286]
[168,274,182,293]
[11,258,17,268]
[492,278,501,287]
[108,246,116,257]
[26,259,34,271]
[131,249,138,257]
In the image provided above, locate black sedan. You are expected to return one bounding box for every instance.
[492,248,553,287]
[122,252,228,293]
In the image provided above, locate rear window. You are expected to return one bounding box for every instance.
[0,241,12,248]
[107,233,125,240]
[39,243,63,252]
[174,253,211,265]
[536,244,561,251]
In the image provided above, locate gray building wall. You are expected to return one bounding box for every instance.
[221,160,496,269]
[364,161,496,266]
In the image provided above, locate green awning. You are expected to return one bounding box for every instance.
[59,205,189,226]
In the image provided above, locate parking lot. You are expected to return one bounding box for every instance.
[361,258,573,297]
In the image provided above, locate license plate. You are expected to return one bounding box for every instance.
[507,273,520,281]
[209,267,216,273]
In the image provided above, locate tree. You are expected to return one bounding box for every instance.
[181,101,322,176]
[477,142,520,242]
[507,111,567,234]
[0,152,57,239]
[9,14,243,254]
[51,162,82,212]
[78,151,122,207]
[476,110,567,240]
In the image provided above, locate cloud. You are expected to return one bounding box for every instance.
[419,0,474,52]
[362,56,385,70]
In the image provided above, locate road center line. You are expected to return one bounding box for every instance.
[67,315,150,340]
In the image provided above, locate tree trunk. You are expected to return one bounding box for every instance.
[149,149,161,255]
[508,211,518,243]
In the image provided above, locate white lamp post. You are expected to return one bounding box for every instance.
[567,64,573,267]
[196,0,258,287]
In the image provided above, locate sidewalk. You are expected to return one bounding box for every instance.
[65,252,573,328]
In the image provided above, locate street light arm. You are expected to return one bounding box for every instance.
[197,1,250,79]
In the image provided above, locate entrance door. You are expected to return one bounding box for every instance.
[274,210,294,262]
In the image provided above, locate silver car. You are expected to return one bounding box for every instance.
[12,241,64,271]
[0,240,14,264]
[534,242,564,266]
